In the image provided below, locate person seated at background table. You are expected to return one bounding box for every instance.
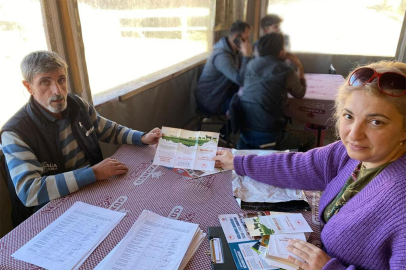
[195,20,252,142]
[238,32,315,151]
[214,60,406,269]
[0,51,161,227]
[254,14,291,55]
[261,14,282,34]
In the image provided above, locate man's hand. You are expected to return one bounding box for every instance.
[285,52,305,79]
[286,239,331,270]
[212,150,235,170]
[92,158,128,181]
[141,127,162,145]
[285,52,302,68]
[240,38,252,57]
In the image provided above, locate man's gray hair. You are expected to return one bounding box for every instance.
[21,51,68,83]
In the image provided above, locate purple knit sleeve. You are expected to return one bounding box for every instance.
[322,259,356,270]
[233,142,348,191]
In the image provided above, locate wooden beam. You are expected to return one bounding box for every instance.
[59,0,83,95]
[253,0,261,42]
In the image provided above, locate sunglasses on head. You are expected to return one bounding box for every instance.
[348,67,406,97]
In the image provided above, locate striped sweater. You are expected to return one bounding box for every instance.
[1,97,144,207]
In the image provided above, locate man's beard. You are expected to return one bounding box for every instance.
[47,95,67,113]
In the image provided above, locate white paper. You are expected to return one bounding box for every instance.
[236,242,279,270]
[218,214,290,270]
[268,233,306,261]
[97,210,205,270]
[153,126,219,171]
[218,214,252,243]
[259,214,313,234]
[12,201,125,270]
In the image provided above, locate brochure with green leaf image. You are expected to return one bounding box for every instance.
[153,126,219,170]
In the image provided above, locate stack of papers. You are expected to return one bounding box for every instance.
[218,214,277,270]
[244,213,313,270]
[12,202,126,270]
[267,233,306,266]
[95,210,206,270]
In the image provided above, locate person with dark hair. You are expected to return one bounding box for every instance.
[195,20,252,143]
[255,14,291,54]
[0,51,162,227]
[238,33,315,151]
[260,14,283,34]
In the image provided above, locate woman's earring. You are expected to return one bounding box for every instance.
[401,141,404,146]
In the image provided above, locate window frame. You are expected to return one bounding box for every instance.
[41,0,216,106]
[36,0,406,106]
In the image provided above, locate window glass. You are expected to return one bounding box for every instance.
[77,0,215,104]
[268,0,406,56]
[0,0,48,128]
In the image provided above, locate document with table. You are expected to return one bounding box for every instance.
[11,201,126,270]
[95,209,206,270]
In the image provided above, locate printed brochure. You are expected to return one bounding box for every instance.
[218,214,279,270]
[153,126,219,171]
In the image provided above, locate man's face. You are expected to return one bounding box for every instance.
[23,68,68,117]
[264,23,281,34]
[240,27,251,42]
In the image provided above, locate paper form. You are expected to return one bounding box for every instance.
[258,214,313,234]
[12,201,126,270]
[95,210,205,270]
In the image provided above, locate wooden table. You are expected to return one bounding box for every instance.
[0,145,322,270]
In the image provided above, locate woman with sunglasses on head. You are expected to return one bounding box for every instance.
[213,60,406,270]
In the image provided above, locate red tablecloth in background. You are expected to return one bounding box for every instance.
[284,73,345,127]
[0,145,322,270]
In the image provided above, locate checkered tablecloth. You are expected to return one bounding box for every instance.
[0,145,322,270]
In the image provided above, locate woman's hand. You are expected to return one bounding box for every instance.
[287,239,331,270]
[212,150,235,170]
[141,127,162,145]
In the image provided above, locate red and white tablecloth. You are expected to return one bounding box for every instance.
[284,73,345,126]
[0,145,322,270]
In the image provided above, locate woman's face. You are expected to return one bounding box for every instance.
[339,90,406,168]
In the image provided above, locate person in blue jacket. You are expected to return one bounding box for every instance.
[195,20,252,141]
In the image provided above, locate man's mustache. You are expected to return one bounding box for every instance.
[49,95,65,102]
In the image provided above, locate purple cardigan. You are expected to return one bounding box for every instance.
[234,141,406,270]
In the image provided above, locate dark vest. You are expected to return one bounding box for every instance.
[0,94,103,227]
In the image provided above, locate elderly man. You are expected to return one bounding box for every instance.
[195,20,252,142]
[0,51,161,226]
